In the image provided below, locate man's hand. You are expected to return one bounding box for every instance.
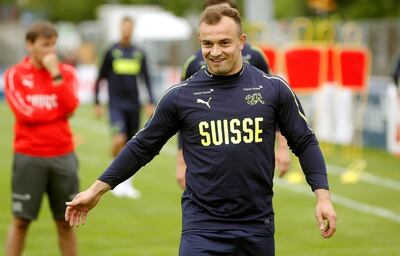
[94,105,104,119]
[275,146,291,177]
[315,189,337,238]
[275,132,291,177]
[42,53,61,78]
[65,180,111,227]
[176,149,186,189]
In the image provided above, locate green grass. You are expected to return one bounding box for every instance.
[0,102,399,255]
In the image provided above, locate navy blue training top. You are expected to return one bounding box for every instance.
[181,43,270,81]
[94,43,154,108]
[178,43,272,149]
[99,63,329,234]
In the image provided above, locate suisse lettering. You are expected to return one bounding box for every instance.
[26,94,58,110]
[198,117,263,146]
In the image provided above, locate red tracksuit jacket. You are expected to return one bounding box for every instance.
[4,57,79,157]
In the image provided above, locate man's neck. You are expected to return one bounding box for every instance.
[206,64,244,79]
[28,57,43,69]
[120,40,132,48]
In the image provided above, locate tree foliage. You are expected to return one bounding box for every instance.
[335,0,400,19]
[275,0,400,20]
[14,0,400,22]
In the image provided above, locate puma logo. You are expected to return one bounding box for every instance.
[197,97,212,109]
[22,79,34,88]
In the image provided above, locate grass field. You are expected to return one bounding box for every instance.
[0,101,399,255]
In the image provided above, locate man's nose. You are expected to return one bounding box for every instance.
[47,45,57,53]
[210,45,222,57]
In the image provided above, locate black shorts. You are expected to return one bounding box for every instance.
[179,229,275,256]
[109,107,140,139]
[11,153,79,220]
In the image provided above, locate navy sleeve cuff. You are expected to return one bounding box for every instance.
[299,143,329,191]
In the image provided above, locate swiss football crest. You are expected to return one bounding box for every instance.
[245,93,265,105]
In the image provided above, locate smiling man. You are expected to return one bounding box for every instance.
[65,6,336,256]
[199,11,245,75]
[175,0,290,190]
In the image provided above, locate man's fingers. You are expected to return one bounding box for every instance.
[65,206,72,221]
[321,223,336,238]
[81,211,88,225]
[75,210,82,227]
[278,168,288,177]
[68,209,75,227]
[276,157,291,178]
[324,215,337,238]
[316,214,324,231]
[325,226,336,238]
[71,208,80,227]
[319,214,337,238]
[78,210,88,226]
[71,209,78,227]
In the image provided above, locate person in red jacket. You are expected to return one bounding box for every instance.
[4,20,79,256]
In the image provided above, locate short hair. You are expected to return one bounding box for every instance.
[199,5,243,35]
[25,20,58,43]
[203,0,237,9]
[121,16,134,24]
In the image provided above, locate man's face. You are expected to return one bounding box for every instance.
[199,16,246,76]
[121,20,133,43]
[26,36,57,67]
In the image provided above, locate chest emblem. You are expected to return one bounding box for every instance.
[197,97,212,109]
[245,93,265,105]
[22,79,34,88]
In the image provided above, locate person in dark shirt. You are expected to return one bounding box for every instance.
[176,0,291,189]
[393,53,400,92]
[66,6,337,256]
[94,16,155,199]
[181,39,270,81]
[181,0,269,80]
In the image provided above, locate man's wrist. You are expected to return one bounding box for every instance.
[91,180,111,196]
[315,189,331,202]
[52,73,63,81]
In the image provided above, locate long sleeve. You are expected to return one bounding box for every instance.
[273,76,328,190]
[4,65,78,124]
[57,65,79,116]
[299,144,329,191]
[94,50,111,105]
[98,85,181,187]
[394,59,400,87]
[140,52,154,103]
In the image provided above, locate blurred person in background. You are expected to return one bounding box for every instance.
[94,16,155,199]
[4,20,79,256]
[393,53,400,94]
[176,0,291,189]
[66,6,336,255]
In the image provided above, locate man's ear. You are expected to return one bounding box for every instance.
[197,30,202,43]
[239,34,247,50]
